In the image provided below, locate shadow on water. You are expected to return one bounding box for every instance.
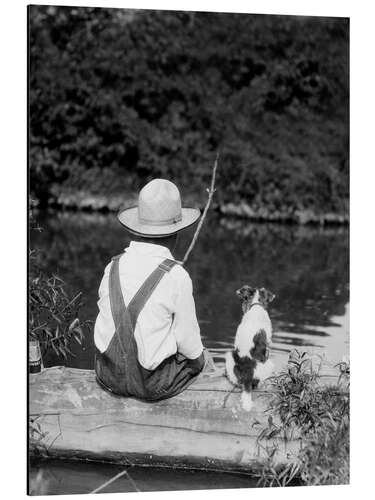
[30,211,349,370]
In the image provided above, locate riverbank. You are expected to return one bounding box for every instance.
[35,189,349,226]
[30,9,349,231]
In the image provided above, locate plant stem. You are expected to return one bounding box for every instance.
[180,153,219,265]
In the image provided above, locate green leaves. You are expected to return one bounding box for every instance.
[256,350,349,487]
[29,219,90,361]
[29,6,348,217]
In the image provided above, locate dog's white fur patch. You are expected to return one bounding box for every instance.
[235,290,272,357]
[254,358,275,381]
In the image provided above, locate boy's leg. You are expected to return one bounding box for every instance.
[185,350,205,374]
[179,348,217,374]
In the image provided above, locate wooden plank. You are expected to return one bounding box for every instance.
[34,412,301,473]
[29,366,343,473]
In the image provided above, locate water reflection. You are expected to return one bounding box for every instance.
[30,211,349,370]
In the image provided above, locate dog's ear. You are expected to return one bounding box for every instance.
[259,288,275,305]
[236,285,255,301]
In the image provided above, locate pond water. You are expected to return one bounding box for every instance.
[29,460,260,495]
[31,210,349,370]
[29,210,349,495]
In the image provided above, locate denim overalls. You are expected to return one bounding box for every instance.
[95,254,204,401]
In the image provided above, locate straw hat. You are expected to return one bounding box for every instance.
[118,179,201,237]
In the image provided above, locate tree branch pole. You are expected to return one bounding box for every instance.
[180,153,219,266]
[90,468,140,494]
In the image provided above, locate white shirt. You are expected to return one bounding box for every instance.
[94,241,204,370]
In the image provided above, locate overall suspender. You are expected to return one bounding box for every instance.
[96,254,203,400]
[108,255,177,358]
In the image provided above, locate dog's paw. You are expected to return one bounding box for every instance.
[241,391,253,411]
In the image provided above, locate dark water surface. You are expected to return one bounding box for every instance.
[29,460,259,495]
[29,211,349,495]
[31,211,349,370]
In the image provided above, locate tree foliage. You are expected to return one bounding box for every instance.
[29,6,349,215]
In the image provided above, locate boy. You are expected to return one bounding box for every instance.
[94,179,206,400]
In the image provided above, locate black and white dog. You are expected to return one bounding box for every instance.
[225,285,275,411]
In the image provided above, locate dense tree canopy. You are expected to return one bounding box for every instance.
[29,6,349,217]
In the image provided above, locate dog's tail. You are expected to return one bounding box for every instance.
[225,351,238,386]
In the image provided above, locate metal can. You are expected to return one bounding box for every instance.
[29,339,43,373]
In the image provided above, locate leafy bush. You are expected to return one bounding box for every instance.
[256,350,349,486]
[29,208,89,360]
[29,272,87,359]
[29,7,349,216]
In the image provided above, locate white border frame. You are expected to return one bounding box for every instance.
[1,1,374,499]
